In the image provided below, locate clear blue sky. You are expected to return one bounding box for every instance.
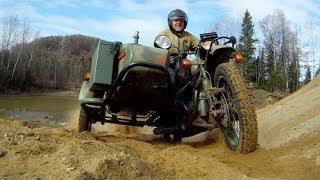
[1,0,320,76]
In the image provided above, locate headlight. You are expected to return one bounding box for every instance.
[200,41,215,50]
[187,53,196,62]
[154,35,172,49]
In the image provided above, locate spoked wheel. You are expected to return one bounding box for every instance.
[78,105,92,132]
[219,92,241,148]
[214,63,257,153]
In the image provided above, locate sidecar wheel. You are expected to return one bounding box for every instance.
[214,63,257,153]
[78,106,92,132]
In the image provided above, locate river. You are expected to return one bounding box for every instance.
[0,93,80,126]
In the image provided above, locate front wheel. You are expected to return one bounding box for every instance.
[78,105,92,132]
[214,63,257,153]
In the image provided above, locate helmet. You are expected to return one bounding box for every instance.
[167,9,188,30]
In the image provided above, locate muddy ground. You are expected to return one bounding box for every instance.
[0,76,319,179]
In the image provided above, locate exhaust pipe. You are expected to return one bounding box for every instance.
[153,125,186,135]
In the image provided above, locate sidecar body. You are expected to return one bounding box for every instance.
[78,40,171,114]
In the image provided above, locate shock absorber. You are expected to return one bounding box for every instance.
[198,90,208,117]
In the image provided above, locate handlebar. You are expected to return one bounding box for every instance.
[209,36,236,47]
[169,51,187,65]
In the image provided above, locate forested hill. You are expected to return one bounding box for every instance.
[0,34,99,92]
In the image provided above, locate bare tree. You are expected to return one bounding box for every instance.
[259,10,302,92]
[28,30,40,69]
[11,18,31,80]
[208,16,241,38]
[303,18,320,79]
[0,15,19,70]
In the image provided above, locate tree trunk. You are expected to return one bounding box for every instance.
[11,43,23,80]
[27,40,35,69]
[54,60,57,89]
[6,49,13,71]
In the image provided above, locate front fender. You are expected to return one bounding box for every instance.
[210,45,235,59]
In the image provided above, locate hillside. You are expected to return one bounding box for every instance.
[1,34,99,92]
[258,74,320,149]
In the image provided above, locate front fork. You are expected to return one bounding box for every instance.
[194,66,225,121]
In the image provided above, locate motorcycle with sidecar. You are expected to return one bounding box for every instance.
[78,32,258,153]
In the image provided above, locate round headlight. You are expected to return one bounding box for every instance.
[187,53,197,62]
[154,35,172,49]
[200,41,215,50]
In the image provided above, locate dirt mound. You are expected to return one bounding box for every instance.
[257,75,320,149]
[0,119,163,179]
[1,117,320,179]
[0,119,245,179]
[251,89,286,110]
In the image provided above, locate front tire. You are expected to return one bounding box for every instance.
[214,63,257,153]
[78,105,92,132]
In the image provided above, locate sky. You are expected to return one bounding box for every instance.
[1,0,319,44]
[1,0,320,74]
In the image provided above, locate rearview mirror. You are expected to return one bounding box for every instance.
[154,35,172,49]
[224,36,237,47]
[229,36,236,45]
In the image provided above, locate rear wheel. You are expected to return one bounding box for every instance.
[78,105,92,132]
[214,63,257,153]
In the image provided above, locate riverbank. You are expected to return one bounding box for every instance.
[0,91,80,127]
[0,89,79,97]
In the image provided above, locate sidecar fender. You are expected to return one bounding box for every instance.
[78,81,103,105]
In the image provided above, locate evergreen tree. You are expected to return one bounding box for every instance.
[315,66,320,77]
[288,55,300,92]
[304,66,312,85]
[237,10,257,82]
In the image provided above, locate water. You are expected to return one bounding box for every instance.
[0,94,80,125]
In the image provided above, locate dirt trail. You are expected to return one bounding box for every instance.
[0,76,320,179]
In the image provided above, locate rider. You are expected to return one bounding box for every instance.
[157,9,199,55]
[157,9,199,104]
